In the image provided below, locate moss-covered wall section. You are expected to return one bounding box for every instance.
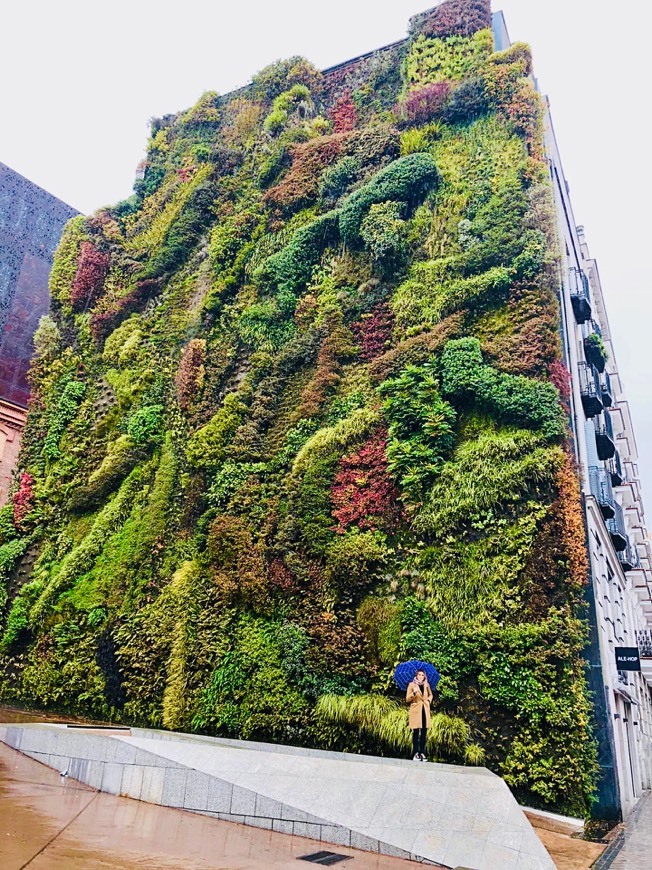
[0,0,597,816]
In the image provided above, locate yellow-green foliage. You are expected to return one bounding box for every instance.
[186,390,251,470]
[406,29,494,86]
[292,406,380,474]
[30,465,149,622]
[316,694,483,762]
[124,164,212,254]
[48,215,87,305]
[162,560,201,730]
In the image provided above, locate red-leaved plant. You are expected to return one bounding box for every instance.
[419,0,491,39]
[352,302,395,362]
[70,242,110,311]
[13,471,35,529]
[331,429,403,533]
[394,81,451,126]
[330,92,358,133]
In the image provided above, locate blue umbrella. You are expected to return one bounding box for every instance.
[393,659,440,691]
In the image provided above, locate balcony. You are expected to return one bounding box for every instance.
[594,412,616,461]
[606,502,628,552]
[600,371,613,408]
[589,466,616,520]
[608,451,624,487]
[578,362,603,418]
[636,629,652,658]
[617,541,639,573]
[583,323,608,373]
[569,267,592,323]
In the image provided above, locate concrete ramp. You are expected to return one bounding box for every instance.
[0,723,554,869]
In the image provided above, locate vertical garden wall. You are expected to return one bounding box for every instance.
[0,0,597,816]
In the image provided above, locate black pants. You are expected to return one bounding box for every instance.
[412,707,427,756]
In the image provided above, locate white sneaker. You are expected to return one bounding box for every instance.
[413,753,421,761]
[419,754,427,762]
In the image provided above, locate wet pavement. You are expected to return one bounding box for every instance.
[607,791,652,869]
[0,737,417,870]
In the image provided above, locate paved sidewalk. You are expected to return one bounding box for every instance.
[0,742,414,870]
[605,791,652,869]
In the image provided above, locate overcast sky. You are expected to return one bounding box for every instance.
[3,1,651,504]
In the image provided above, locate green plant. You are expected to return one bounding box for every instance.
[379,363,456,503]
[339,153,439,245]
[440,338,566,439]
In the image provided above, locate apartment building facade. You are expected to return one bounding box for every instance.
[541,60,652,822]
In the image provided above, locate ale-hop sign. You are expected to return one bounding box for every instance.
[615,647,641,671]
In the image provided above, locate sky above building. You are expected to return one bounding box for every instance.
[3,0,651,503]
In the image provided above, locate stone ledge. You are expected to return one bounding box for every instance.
[0,722,555,870]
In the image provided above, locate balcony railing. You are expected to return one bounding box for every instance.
[608,451,624,487]
[606,501,628,552]
[578,362,603,418]
[595,412,616,461]
[600,371,613,408]
[589,466,616,520]
[617,541,639,573]
[569,267,592,324]
[636,629,652,657]
[584,325,607,373]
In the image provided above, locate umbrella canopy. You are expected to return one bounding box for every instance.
[393,659,440,691]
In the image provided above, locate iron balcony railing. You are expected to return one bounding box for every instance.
[617,541,639,573]
[578,362,603,418]
[608,451,624,487]
[606,501,628,552]
[595,411,616,461]
[569,267,592,323]
[636,629,652,657]
[600,371,613,408]
[583,322,607,373]
[589,466,616,520]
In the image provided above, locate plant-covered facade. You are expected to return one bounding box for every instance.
[0,0,598,816]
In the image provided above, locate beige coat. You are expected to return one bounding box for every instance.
[406,680,433,729]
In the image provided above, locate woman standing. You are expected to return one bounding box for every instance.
[406,669,432,761]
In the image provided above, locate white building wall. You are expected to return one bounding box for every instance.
[542,101,652,818]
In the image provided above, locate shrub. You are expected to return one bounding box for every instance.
[440,338,566,439]
[13,472,35,530]
[126,404,165,448]
[331,429,402,533]
[379,363,456,503]
[264,133,349,211]
[442,78,489,124]
[360,201,408,268]
[319,156,360,202]
[394,81,451,126]
[258,210,341,296]
[352,302,395,362]
[406,28,494,87]
[252,56,316,101]
[263,84,313,135]
[144,180,218,278]
[339,153,439,246]
[70,242,110,310]
[175,339,206,411]
[32,316,62,360]
[417,0,492,39]
[330,92,358,133]
[90,278,161,341]
[43,380,86,460]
